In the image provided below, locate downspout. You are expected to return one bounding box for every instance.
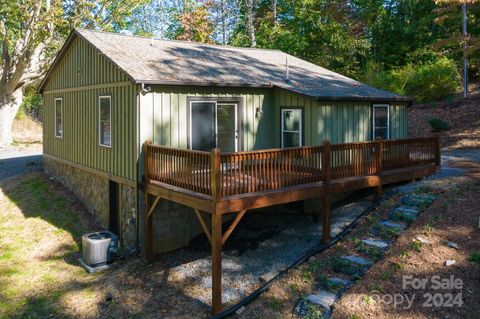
[135,84,141,253]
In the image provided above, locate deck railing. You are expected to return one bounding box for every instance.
[144,136,440,198]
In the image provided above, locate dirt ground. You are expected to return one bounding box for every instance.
[408,84,480,150]
[12,115,42,144]
[237,160,480,319]
[332,160,480,319]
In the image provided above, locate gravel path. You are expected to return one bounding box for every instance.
[0,145,43,180]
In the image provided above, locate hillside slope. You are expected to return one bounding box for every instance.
[408,85,480,150]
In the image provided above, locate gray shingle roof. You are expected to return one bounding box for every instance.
[43,28,410,101]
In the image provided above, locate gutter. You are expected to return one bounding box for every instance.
[134,80,275,89]
[315,95,414,103]
[135,80,413,103]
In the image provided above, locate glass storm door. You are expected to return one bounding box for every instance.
[216,103,238,153]
[190,101,238,152]
[191,102,216,151]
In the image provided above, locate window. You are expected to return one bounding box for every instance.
[373,105,390,140]
[54,98,63,138]
[281,109,302,148]
[99,96,111,147]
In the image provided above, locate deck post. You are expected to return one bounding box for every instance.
[375,138,383,199]
[211,148,221,201]
[210,148,223,314]
[321,140,331,243]
[143,140,154,262]
[211,212,222,315]
[434,134,441,167]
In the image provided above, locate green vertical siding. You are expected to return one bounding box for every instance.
[390,103,408,139]
[43,35,137,182]
[44,37,129,91]
[272,89,408,146]
[139,86,274,151]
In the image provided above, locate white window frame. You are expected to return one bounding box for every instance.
[281,108,302,148]
[373,104,390,140]
[54,97,63,138]
[98,95,112,148]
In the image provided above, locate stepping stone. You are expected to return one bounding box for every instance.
[343,255,373,266]
[235,306,246,315]
[327,277,352,287]
[306,291,337,308]
[362,238,390,249]
[400,194,436,208]
[445,260,456,267]
[293,299,329,317]
[416,236,429,244]
[331,227,343,237]
[318,277,352,294]
[391,210,418,222]
[447,242,459,250]
[411,193,436,202]
[394,206,420,215]
[259,270,278,283]
[381,220,407,230]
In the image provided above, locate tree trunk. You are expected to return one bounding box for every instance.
[273,0,277,23]
[0,89,23,148]
[246,0,256,47]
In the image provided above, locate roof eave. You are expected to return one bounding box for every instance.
[38,29,78,94]
[315,95,414,103]
[135,79,275,89]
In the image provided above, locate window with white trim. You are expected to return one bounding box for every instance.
[373,104,390,140]
[99,96,112,147]
[54,98,63,138]
[281,109,302,148]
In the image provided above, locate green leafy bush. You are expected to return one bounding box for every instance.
[468,251,480,263]
[428,118,450,132]
[16,90,43,120]
[365,57,461,102]
[405,58,461,102]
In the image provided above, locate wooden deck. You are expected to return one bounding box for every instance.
[143,136,440,314]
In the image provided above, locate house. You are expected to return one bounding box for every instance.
[40,28,439,313]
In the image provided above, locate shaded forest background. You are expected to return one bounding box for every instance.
[3,0,480,120]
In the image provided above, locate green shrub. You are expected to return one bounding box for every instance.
[468,251,480,263]
[16,90,43,120]
[365,57,461,102]
[405,58,461,102]
[428,118,450,132]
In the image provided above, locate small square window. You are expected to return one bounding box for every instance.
[99,96,111,147]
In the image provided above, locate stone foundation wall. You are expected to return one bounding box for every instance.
[120,184,137,250]
[44,157,137,250]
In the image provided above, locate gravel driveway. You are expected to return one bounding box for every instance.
[0,145,43,180]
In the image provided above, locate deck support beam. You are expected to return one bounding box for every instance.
[211,212,223,315]
[144,194,161,262]
[222,210,247,245]
[321,140,331,243]
[322,195,331,243]
[194,209,212,244]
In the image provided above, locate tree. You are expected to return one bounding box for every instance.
[246,0,256,47]
[0,0,144,147]
[174,0,215,43]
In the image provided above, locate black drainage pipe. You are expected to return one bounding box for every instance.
[211,195,390,319]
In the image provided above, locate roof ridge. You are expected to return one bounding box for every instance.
[74,27,284,53]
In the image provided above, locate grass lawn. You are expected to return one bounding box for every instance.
[0,173,103,318]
